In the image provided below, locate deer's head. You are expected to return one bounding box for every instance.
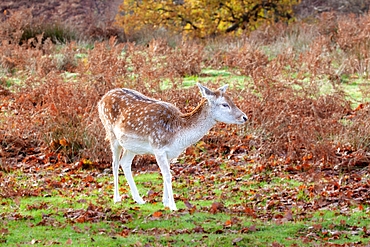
[197,83,248,125]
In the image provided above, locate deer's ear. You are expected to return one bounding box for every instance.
[218,84,228,94]
[197,83,215,99]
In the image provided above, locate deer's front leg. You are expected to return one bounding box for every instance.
[154,151,177,211]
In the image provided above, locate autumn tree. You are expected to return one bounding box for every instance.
[116,0,300,38]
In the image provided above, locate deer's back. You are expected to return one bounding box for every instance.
[98,88,183,147]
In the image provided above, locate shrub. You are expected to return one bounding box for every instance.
[0,10,77,45]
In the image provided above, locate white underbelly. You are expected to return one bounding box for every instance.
[119,139,154,154]
[114,129,192,159]
[115,130,153,154]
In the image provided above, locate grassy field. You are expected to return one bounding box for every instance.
[2,159,370,246]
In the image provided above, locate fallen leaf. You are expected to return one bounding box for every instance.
[59,138,69,147]
[272,242,283,247]
[72,225,82,233]
[0,228,9,235]
[232,237,243,244]
[65,238,73,245]
[184,200,196,214]
[284,209,293,221]
[210,201,224,214]
[244,207,256,218]
[248,225,257,232]
[152,211,162,218]
[84,175,95,183]
[119,229,130,237]
[193,225,205,233]
[224,219,232,227]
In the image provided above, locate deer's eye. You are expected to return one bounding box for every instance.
[221,103,230,108]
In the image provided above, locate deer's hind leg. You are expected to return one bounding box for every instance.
[111,140,123,203]
[120,150,145,205]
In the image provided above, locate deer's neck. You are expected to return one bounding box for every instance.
[175,99,216,148]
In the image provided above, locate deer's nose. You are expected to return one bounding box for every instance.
[239,114,248,123]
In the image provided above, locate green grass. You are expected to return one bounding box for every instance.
[1,164,369,246]
[5,194,368,246]
[342,79,370,104]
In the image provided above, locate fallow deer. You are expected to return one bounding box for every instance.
[98,83,247,210]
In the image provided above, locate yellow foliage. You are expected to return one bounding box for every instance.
[116,0,300,38]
